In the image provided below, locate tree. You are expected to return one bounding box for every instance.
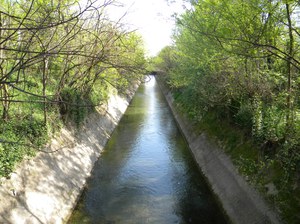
[166,0,300,140]
[0,0,147,176]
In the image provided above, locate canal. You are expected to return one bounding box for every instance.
[68,77,228,224]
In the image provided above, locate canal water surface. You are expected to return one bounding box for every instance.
[68,77,228,224]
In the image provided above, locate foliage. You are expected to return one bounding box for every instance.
[0,0,147,177]
[0,115,48,177]
[59,88,91,127]
[153,0,300,222]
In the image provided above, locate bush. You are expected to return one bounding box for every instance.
[0,117,43,177]
[234,101,253,129]
[59,88,91,127]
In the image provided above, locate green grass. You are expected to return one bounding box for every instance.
[0,77,137,178]
[168,86,300,224]
[0,111,56,177]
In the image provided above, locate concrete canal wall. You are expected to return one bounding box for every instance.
[157,77,281,224]
[0,85,138,224]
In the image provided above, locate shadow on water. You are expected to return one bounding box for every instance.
[68,77,228,224]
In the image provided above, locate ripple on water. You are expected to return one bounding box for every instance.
[68,77,228,224]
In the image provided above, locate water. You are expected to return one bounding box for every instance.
[68,77,228,224]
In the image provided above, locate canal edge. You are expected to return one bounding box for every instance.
[155,75,281,224]
[0,82,140,224]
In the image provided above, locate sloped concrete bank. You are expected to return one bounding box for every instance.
[156,77,281,224]
[0,84,139,224]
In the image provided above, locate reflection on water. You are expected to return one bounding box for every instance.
[68,77,228,224]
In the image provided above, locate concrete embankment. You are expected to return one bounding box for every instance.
[156,77,281,224]
[0,85,138,224]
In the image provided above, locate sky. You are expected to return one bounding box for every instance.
[107,0,188,56]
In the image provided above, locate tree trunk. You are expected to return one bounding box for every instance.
[0,12,9,121]
[285,3,294,131]
[2,84,9,121]
[42,56,49,125]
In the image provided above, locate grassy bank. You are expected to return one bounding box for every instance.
[157,75,300,224]
[0,79,139,178]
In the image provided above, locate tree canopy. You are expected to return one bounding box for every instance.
[153,0,300,222]
[0,0,146,177]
